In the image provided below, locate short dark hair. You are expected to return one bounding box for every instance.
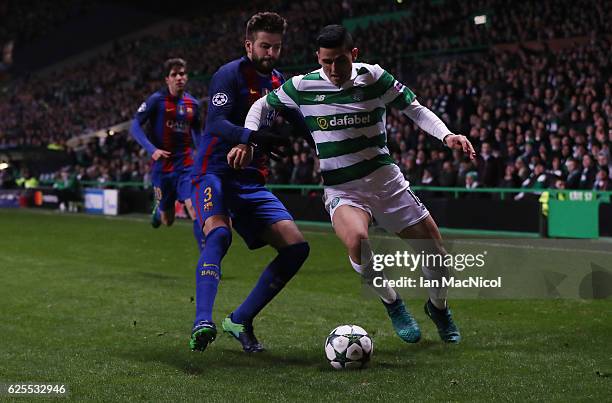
[246,12,287,41]
[163,58,187,77]
[316,24,353,50]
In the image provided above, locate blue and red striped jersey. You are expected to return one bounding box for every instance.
[131,88,202,174]
[192,56,284,182]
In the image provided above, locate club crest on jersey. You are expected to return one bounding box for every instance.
[212,92,228,106]
[137,102,147,112]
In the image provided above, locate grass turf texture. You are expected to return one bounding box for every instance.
[1,209,611,401]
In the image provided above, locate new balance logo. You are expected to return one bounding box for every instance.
[314,94,326,102]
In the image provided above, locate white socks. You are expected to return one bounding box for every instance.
[349,253,449,310]
[349,254,398,304]
[421,265,448,310]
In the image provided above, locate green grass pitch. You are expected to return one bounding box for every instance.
[1,209,610,401]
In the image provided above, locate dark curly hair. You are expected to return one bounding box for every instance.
[246,12,287,41]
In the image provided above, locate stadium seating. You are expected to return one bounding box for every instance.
[0,0,610,191]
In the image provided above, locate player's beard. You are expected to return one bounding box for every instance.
[252,54,277,74]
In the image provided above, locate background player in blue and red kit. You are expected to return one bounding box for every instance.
[189,12,310,353]
[130,58,204,251]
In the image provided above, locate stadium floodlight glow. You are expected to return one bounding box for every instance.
[108,129,115,136]
[0,162,9,170]
[474,15,487,25]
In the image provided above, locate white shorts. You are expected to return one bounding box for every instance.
[323,164,430,234]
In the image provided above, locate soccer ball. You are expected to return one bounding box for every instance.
[324,325,373,369]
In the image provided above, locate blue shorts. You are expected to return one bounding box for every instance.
[192,174,293,249]
[152,170,192,212]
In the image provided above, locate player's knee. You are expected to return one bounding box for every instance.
[346,231,368,255]
[275,241,310,279]
[205,225,232,253]
[284,241,310,264]
[204,215,230,235]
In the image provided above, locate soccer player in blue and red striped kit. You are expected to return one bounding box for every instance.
[130,58,204,251]
[189,12,310,353]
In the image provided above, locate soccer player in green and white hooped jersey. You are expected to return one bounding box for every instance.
[241,25,477,343]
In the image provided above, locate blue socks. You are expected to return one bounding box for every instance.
[194,226,232,324]
[192,220,204,252]
[232,242,310,324]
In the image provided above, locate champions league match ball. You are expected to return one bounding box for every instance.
[324,325,373,369]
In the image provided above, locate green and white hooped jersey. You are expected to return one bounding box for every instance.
[266,63,416,186]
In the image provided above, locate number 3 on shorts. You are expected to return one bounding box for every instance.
[203,186,212,202]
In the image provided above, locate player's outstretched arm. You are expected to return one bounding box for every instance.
[244,97,290,148]
[245,96,272,131]
[129,119,170,160]
[401,99,475,160]
[442,134,476,159]
[206,69,256,145]
[130,95,171,160]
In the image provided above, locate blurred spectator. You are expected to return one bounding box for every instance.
[15,168,39,188]
[500,163,520,188]
[593,169,610,191]
[477,142,501,187]
[597,151,611,174]
[438,161,457,187]
[463,171,484,199]
[525,163,549,190]
[579,154,597,189]
[421,168,436,186]
[53,169,79,212]
[565,158,581,189]
[291,152,314,184]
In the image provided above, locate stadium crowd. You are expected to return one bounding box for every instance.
[0,0,610,191]
[0,0,94,49]
[354,0,610,66]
